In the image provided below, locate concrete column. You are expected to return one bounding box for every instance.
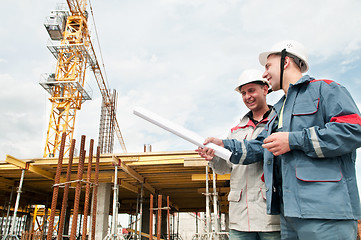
[92,182,111,240]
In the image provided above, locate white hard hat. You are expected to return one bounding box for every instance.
[235,69,270,94]
[259,40,309,73]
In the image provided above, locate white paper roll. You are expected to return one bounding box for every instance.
[133,107,232,160]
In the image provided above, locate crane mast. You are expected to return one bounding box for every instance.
[42,0,126,157]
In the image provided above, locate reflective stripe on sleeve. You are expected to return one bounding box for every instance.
[240,141,247,164]
[309,127,325,158]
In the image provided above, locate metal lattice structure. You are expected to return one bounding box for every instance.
[98,90,117,154]
[41,0,126,158]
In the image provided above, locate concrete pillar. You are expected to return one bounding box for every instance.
[92,183,111,240]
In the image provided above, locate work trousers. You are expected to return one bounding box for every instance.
[280,212,357,240]
[229,229,281,240]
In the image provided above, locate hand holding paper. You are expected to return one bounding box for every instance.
[133,107,232,160]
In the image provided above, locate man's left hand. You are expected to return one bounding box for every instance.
[262,132,290,156]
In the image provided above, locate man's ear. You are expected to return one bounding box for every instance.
[263,85,268,95]
[284,56,292,69]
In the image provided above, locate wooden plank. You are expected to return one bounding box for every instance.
[192,174,230,181]
[6,155,54,180]
[129,159,184,166]
[119,180,138,193]
[184,158,208,167]
[197,187,230,194]
[114,156,157,195]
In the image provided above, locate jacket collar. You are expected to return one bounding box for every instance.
[292,74,314,86]
[274,75,314,114]
[239,107,274,127]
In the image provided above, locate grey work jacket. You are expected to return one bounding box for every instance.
[209,110,280,232]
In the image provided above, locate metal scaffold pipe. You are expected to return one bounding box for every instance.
[91,146,100,240]
[103,162,122,240]
[212,169,219,240]
[205,165,211,235]
[7,168,25,239]
[149,194,154,240]
[138,184,143,240]
[112,165,118,236]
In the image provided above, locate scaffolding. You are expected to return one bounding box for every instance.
[193,166,229,240]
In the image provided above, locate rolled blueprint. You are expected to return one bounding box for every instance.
[133,107,232,160]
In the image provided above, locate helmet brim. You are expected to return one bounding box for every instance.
[235,80,270,94]
[259,51,309,73]
[259,51,278,66]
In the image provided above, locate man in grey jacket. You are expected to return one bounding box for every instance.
[209,69,280,240]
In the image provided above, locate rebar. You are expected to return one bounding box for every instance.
[47,132,67,240]
[70,135,86,240]
[157,195,162,240]
[58,138,76,239]
[82,139,94,240]
[90,146,100,240]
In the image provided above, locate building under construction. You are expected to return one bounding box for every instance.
[0,1,231,239]
[0,138,231,239]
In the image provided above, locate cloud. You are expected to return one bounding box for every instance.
[0,74,48,160]
[2,0,361,162]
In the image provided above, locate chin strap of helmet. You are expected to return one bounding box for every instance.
[280,49,287,90]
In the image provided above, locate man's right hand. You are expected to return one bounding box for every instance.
[195,137,224,161]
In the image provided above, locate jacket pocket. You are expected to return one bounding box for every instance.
[295,158,352,216]
[296,158,342,182]
[292,98,320,116]
[228,190,242,202]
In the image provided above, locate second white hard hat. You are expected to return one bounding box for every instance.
[259,40,309,73]
[235,69,270,94]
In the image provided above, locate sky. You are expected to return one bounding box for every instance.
[1,0,361,191]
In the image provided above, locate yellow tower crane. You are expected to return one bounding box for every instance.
[41,0,127,157]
